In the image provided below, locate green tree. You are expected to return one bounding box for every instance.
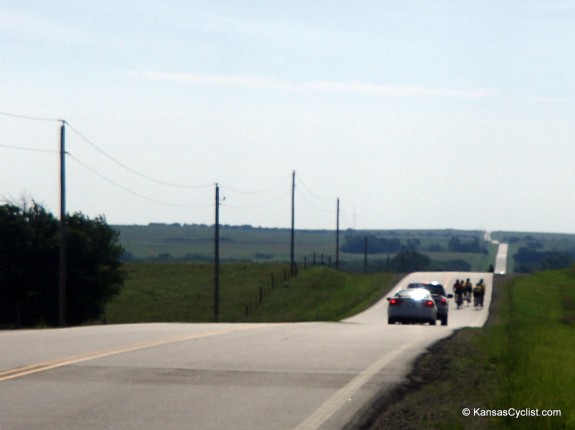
[341,234,402,254]
[513,247,574,273]
[0,201,126,327]
[448,236,488,254]
[389,248,430,272]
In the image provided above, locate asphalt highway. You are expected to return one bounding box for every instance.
[0,272,493,430]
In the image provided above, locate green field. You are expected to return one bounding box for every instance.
[115,224,335,262]
[104,263,399,324]
[114,224,504,271]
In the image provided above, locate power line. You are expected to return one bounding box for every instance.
[2,110,340,222]
[294,174,333,213]
[0,143,58,154]
[296,187,333,213]
[2,110,285,196]
[296,175,331,202]
[68,154,213,209]
[0,111,63,123]
[221,190,290,210]
[1,110,212,190]
[66,122,212,189]
[220,177,286,195]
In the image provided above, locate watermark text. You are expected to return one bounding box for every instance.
[462,408,562,419]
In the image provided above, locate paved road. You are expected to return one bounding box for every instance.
[0,272,493,430]
[485,232,509,274]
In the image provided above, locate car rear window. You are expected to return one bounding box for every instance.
[408,283,445,296]
[427,285,445,295]
[396,289,432,300]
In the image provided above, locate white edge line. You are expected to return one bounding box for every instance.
[294,340,422,430]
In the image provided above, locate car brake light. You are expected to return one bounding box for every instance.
[389,298,401,305]
[440,298,447,305]
[424,300,435,308]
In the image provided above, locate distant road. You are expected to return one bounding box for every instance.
[494,243,509,274]
[1,272,493,430]
[485,231,509,274]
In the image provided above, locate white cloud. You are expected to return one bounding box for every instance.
[129,71,496,99]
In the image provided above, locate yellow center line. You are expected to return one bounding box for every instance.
[0,325,269,382]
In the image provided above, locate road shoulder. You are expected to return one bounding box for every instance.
[346,275,505,430]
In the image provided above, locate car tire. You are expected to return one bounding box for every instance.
[388,317,395,324]
[441,316,448,326]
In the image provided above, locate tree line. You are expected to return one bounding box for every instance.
[341,233,488,255]
[513,247,575,273]
[0,201,125,327]
[339,234,478,273]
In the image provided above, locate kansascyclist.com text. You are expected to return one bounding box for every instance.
[462,408,562,419]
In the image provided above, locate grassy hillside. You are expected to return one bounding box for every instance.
[104,263,399,324]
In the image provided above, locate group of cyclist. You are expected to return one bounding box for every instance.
[452,278,486,309]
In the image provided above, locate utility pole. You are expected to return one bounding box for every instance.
[214,184,220,321]
[364,236,368,274]
[59,121,67,327]
[335,198,340,269]
[290,170,296,276]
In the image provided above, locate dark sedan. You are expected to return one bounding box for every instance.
[408,282,453,325]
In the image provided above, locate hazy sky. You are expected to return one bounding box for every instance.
[1,1,575,232]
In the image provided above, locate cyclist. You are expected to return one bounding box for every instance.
[473,279,486,308]
[464,278,473,305]
[453,279,464,309]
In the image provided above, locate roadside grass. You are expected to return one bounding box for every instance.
[105,263,215,323]
[490,270,575,429]
[246,266,399,322]
[368,269,575,430]
[105,263,289,323]
[104,263,398,324]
